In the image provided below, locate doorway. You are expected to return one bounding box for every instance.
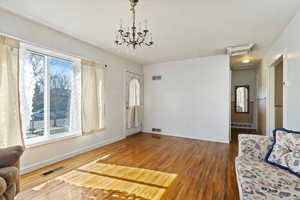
[125,71,143,136]
[268,56,285,135]
[274,59,283,129]
[230,68,258,142]
[231,69,258,130]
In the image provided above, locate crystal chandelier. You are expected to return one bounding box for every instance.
[115,0,153,49]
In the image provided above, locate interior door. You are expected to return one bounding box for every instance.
[125,71,143,136]
[275,60,283,129]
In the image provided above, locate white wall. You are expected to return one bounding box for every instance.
[231,69,257,103]
[231,68,257,128]
[143,55,231,143]
[261,10,300,136]
[0,8,143,174]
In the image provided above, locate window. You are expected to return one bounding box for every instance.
[19,44,81,146]
[235,85,249,113]
[128,78,141,107]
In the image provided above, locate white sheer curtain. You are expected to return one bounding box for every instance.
[0,36,24,147]
[19,45,36,138]
[127,78,141,129]
[69,60,81,133]
[82,60,105,135]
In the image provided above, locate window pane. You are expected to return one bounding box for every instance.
[27,53,45,139]
[49,57,73,135]
[129,79,140,106]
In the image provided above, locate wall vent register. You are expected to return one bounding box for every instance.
[152,76,162,80]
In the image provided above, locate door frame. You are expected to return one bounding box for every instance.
[267,51,288,136]
[123,70,144,137]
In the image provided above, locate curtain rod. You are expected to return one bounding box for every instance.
[0,32,108,68]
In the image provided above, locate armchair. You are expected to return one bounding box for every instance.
[0,146,24,200]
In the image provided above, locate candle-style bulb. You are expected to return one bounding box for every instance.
[144,20,148,30]
[120,19,123,29]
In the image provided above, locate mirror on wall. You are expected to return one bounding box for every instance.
[235,85,249,113]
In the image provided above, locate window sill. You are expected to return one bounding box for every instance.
[83,128,106,135]
[25,132,82,149]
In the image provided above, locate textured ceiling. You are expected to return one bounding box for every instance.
[0,0,300,65]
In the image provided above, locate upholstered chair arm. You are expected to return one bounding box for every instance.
[238,134,273,160]
[0,146,24,168]
[0,167,18,188]
[0,146,24,194]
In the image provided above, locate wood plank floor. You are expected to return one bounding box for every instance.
[18,131,254,200]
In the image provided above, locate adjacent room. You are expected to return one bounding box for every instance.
[0,0,300,199]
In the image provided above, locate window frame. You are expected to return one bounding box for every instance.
[234,85,250,114]
[20,43,82,148]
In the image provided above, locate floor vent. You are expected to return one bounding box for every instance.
[41,166,64,177]
[152,128,162,132]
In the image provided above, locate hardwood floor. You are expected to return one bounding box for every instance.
[18,131,251,200]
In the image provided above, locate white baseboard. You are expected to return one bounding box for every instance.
[142,130,230,144]
[20,135,125,175]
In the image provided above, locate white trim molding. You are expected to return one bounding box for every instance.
[142,130,230,144]
[20,135,125,175]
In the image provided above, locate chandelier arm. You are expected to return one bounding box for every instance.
[120,37,127,45]
[136,34,143,43]
[119,30,125,38]
[117,40,124,45]
[128,33,132,43]
[137,32,143,41]
[124,32,129,38]
[138,36,145,45]
[144,41,154,46]
[143,30,149,38]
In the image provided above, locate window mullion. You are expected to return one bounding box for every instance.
[44,56,51,138]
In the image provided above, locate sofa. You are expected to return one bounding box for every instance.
[236,134,300,200]
[0,146,24,200]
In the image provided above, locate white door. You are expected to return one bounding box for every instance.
[125,71,143,136]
